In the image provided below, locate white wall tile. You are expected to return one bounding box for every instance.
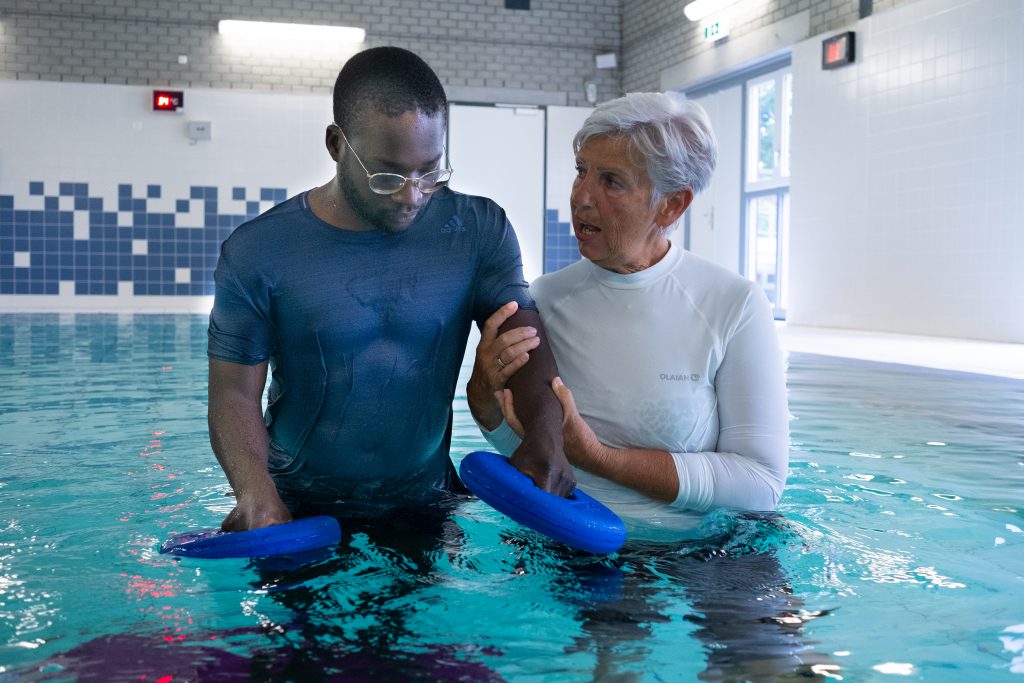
[788,0,1024,342]
[73,211,89,240]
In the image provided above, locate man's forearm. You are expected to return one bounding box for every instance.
[499,308,563,442]
[208,359,272,493]
[500,308,574,495]
[209,403,291,530]
[208,397,273,497]
[207,359,293,530]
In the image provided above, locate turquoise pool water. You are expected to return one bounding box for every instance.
[1,314,1022,681]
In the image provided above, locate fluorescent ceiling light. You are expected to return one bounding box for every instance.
[683,0,735,21]
[218,20,365,44]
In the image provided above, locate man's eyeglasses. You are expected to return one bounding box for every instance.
[336,124,453,195]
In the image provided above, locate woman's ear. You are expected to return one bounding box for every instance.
[656,188,694,229]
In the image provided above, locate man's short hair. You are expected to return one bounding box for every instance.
[333,46,448,132]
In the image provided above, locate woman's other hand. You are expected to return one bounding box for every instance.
[498,377,608,469]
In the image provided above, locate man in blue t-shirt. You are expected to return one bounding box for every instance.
[207,46,573,531]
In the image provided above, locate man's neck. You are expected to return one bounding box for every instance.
[309,180,372,231]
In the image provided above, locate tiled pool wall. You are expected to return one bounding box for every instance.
[544,209,580,274]
[0,181,579,303]
[0,182,287,298]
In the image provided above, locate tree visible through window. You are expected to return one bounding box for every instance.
[744,68,791,319]
[755,81,776,180]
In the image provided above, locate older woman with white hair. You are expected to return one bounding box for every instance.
[467,91,789,537]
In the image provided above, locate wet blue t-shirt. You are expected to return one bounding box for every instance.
[207,188,533,513]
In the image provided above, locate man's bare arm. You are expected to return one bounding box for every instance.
[497,308,575,496]
[208,358,292,530]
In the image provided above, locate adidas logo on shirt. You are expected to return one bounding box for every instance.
[441,215,465,234]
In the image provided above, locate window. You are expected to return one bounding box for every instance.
[743,68,792,318]
[745,192,789,313]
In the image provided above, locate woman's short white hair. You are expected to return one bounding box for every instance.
[573,91,718,204]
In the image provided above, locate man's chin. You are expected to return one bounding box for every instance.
[379,212,420,234]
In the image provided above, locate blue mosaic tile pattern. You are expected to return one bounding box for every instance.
[544,208,580,273]
[0,182,288,296]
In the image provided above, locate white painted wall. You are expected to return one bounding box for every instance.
[788,0,1024,342]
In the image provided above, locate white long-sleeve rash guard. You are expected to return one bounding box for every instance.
[480,241,790,535]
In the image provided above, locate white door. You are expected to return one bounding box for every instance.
[447,104,546,282]
[688,86,742,274]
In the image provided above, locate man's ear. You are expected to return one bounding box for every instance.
[325,124,343,162]
[656,188,694,229]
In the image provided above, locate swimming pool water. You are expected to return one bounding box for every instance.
[1,314,1022,681]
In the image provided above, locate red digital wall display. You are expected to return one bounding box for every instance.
[152,90,184,112]
[822,32,855,70]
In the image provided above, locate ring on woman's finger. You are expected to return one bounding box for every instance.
[496,356,507,370]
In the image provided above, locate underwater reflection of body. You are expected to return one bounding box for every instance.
[252,496,472,647]
[16,630,504,682]
[557,513,839,682]
[17,497,505,682]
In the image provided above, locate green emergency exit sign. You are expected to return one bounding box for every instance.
[702,19,729,42]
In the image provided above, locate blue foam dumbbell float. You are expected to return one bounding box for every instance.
[159,515,341,559]
[459,450,626,554]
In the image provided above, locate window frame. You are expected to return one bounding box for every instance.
[741,65,792,319]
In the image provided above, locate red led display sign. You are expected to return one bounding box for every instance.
[822,32,855,70]
[152,90,184,112]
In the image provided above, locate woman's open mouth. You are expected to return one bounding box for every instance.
[575,221,601,240]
